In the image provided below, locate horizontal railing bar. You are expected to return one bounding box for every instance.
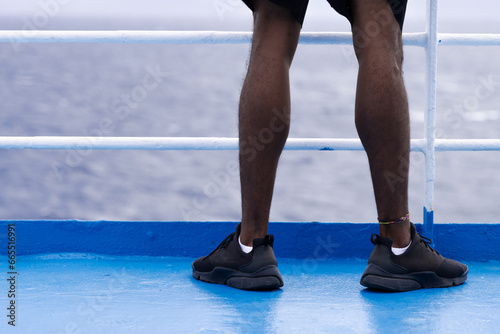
[438,33,500,46]
[0,30,500,47]
[435,139,500,151]
[0,137,387,151]
[1,30,255,44]
[0,136,237,151]
[0,30,425,46]
[0,136,499,152]
[1,30,497,47]
[0,136,365,151]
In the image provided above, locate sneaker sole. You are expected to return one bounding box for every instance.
[360,263,468,292]
[192,264,283,291]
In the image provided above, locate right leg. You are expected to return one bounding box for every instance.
[239,0,302,246]
[192,0,301,290]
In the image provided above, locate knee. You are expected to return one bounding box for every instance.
[253,0,296,23]
[352,27,403,72]
[351,1,403,65]
[251,0,301,63]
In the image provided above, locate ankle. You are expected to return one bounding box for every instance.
[240,223,267,246]
[240,233,266,247]
[379,221,411,248]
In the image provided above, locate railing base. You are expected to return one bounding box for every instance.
[3,220,497,261]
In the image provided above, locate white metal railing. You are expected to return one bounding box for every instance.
[424,0,439,236]
[1,0,499,235]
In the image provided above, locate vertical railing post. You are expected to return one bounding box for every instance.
[423,0,439,237]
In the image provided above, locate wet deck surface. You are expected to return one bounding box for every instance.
[3,254,499,333]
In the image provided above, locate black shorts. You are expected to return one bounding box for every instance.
[242,0,408,30]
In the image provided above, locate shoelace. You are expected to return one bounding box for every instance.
[203,232,236,260]
[420,235,440,255]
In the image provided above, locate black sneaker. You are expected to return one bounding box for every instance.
[192,223,284,290]
[360,223,468,292]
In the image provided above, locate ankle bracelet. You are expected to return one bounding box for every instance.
[378,213,410,225]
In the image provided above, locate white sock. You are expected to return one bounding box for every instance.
[392,240,411,255]
[239,236,253,254]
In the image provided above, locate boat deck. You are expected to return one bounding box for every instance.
[6,254,500,333]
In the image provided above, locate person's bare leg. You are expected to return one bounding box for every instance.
[239,0,301,246]
[351,0,411,247]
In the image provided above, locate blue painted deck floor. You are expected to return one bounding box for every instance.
[2,254,499,333]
